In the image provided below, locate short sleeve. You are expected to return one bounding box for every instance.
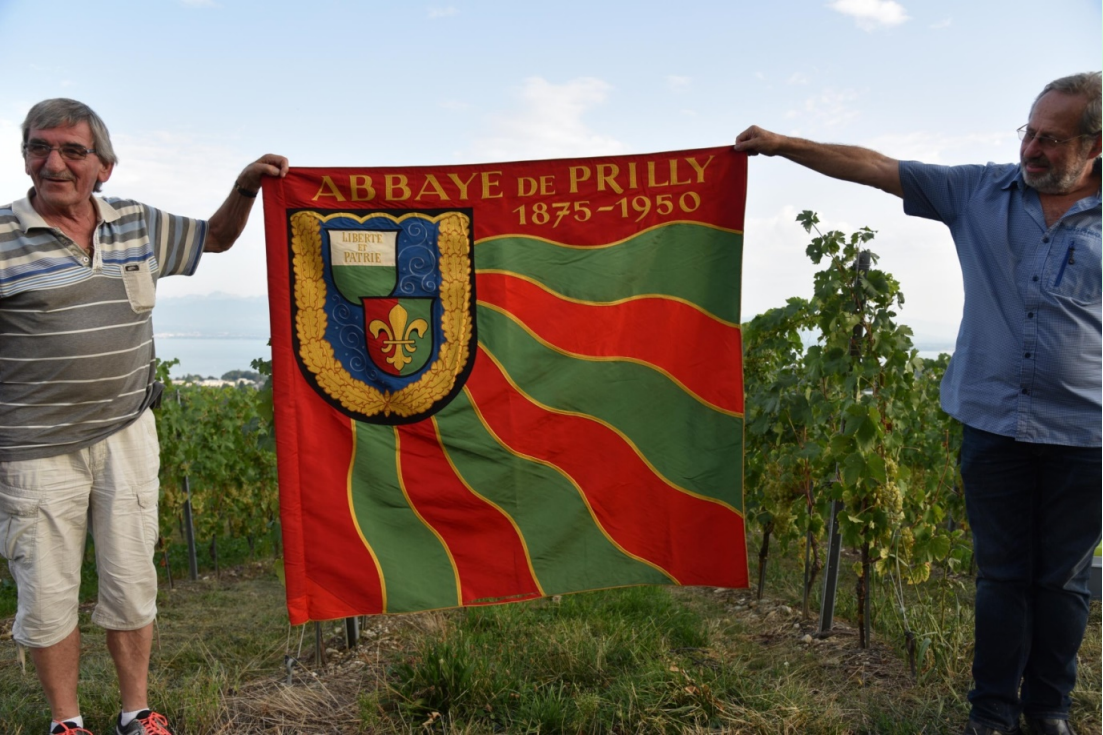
[899,161,991,226]
[142,204,208,279]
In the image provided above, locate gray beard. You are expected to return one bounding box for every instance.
[1021,162,1083,194]
[1021,143,1095,194]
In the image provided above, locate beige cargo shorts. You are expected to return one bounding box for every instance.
[0,409,161,647]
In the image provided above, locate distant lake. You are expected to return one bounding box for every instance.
[156,337,270,379]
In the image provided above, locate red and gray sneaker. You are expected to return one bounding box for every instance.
[115,710,172,735]
[51,723,93,735]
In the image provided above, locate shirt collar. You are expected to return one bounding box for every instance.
[12,190,122,231]
[999,164,1026,192]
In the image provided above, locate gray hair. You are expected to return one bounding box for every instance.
[1034,72,1102,136]
[21,98,118,170]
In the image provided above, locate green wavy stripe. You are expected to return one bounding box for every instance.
[475,224,742,323]
[350,423,459,612]
[476,306,743,510]
[435,390,672,594]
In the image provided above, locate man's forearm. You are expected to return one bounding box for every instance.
[204,185,256,253]
[734,126,903,197]
[782,138,903,196]
[202,154,289,253]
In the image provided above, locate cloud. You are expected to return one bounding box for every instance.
[787,73,810,85]
[428,6,459,19]
[465,76,626,161]
[785,88,861,128]
[665,75,691,91]
[105,132,266,297]
[861,130,1012,164]
[827,0,909,31]
[0,118,26,201]
[741,203,961,346]
[930,18,952,29]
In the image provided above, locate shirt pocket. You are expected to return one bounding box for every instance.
[121,259,157,313]
[1044,231,1101,305]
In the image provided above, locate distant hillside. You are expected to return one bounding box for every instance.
[152,294,270,338]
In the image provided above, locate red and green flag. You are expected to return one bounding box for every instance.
[262,147,748,624]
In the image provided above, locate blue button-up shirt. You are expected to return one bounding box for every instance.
[900,161,1101,448]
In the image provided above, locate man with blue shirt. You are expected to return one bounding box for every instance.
[735,71,1101,735]
[0,98,288,735]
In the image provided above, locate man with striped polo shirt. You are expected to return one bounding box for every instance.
[736,72,1101,735]
[0,98,287,735]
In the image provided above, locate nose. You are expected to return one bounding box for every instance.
[40,147,69,171]
[1021,135,1045,159]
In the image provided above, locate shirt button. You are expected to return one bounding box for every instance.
[1022,388,1029,394]
[1027,312,1034,318]
[1042,236,1050,243]
[1024,352,1031,358]
[1032,275,1039,282]
[82,257,89,263]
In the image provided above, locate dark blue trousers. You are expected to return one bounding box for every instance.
[960,425,1101,729]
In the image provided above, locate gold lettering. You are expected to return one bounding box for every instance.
[312,175,347,202]
[539,175,556,196]
[481,171,503,199]
[447,172,478,199]
[669,158,692,186]
[568,166,591,194]
[415,174,449,201]
[517,177,538,197]
[349,174,375,201]
[686,155,715,183]
[628,162,638,189]
[340,231,384,244]
[385,174,411,201]
[344,251,382,264]
[596,163,623,194]
[647,161,670,187]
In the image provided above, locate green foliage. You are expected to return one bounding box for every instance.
[384,587,725,732]
[154,361,278,561]
[743,211,965,637]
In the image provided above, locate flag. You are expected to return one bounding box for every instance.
[262,147,748,624]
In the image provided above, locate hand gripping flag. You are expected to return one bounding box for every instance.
[262,147,749,624]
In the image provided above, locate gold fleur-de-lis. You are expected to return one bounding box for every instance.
[369,303,429,371]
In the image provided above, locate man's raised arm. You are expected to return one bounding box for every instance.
[734,126,903,198]
[204,153,290,253]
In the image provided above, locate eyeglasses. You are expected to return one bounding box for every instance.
[1017,125,1094,150]
[22,142,97,161]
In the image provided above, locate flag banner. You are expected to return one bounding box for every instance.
[262,147,749,624]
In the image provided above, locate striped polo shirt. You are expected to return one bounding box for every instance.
[0,193,206,461]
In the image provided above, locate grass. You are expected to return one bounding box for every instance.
[0,536,1099,733]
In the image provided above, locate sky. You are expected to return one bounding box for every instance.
[0,0,1099,350]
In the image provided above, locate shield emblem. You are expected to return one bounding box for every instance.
[287,209,476,424]
[329,229,398,302]
[364,298,434,376]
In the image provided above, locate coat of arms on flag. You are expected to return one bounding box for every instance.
[287,210,475,423]
[263,147,749,624]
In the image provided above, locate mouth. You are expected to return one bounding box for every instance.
[1022,157,1049,175]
